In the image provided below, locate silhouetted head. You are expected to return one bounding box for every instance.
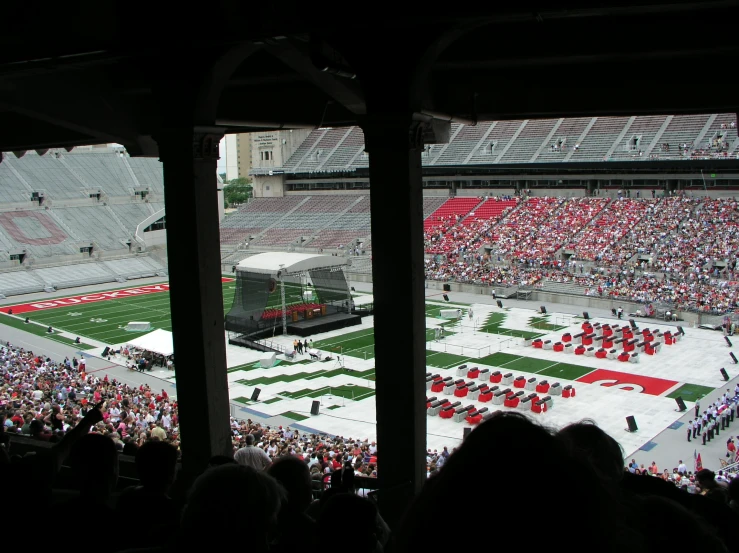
[70,433,119,499]
[181,464,283,552]
[135,440,178,493]
[557,419,624,485]
[267,455,312,513]
[318,493,378,553]
[394,412,638,553]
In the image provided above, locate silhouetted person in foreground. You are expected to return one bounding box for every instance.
[116,441,181,550]
[268,456,317,553]
[394,413,643,553]
[558,419,732,553]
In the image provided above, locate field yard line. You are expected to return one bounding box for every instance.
[353,390,375,401]
[290,386,330,399]
[315,329,375,348]
[535,361,563,374]
[36,299,174,324]
[39,308,172,329]
[496,355,526,367]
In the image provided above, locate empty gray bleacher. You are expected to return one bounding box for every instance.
[608,115,668,161]
[297,128,349,172]
[0,210,78,258]
[466,121,521,165]
[53,206,129,250]
[220,196,305,244]
[126,157,165,194]
[534,117,592,163]
[321,127,365,170]
[63,153,136,197]
[0,162,34,202]
[103,257,162,279]
[570,117,631,162]
[11,152,84,199]
[654,114,711,159]
[435,123,484,165]
[307,197,371,248]
[0,271,45,296]
[284,131,327,172]
[255,196,356,246]
[110,203,153,234]
[33,263,115,290]
[498,119,558,163]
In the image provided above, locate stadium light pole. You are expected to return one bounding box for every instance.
[279,264,287,335]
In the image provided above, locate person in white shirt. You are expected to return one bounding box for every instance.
[677,460,687,474]
[234,434,271,470]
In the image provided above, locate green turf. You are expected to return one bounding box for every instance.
[425,350,470,369]
[262,397,282,404]
[8,281,235,346]
[666,383,714,401]
[496,356,557,373]
[281,384,375,401]
[528,316,568,332]
[536,363,594,380]
[313,327,375,359]
[477,352,523,366]
[0,314,96,349]
[280,411,310,421]
[233,396,252,404]
[477,312,546,340]
[327,405,341,410]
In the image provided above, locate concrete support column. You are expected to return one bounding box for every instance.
[363,115,427,527]
[157,128,232,471]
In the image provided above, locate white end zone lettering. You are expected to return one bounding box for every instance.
[30,302,60,309]
[588,379,645,393]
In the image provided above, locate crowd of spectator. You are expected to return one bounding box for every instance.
[5,331,739,553]
[425,194,739,313]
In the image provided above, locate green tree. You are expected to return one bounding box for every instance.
[223,177,252,207]
[219,172,227,181]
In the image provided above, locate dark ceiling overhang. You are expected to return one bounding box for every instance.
[0,1,737,154]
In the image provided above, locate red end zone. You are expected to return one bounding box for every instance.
[2,277,235,315]
[576,368,678,396]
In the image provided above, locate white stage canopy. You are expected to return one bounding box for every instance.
[236,252,348,276]
[126,329,174,356]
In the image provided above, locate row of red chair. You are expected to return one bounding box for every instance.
[261,302,324,320]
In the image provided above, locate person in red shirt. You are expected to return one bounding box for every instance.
[161,389,168,400]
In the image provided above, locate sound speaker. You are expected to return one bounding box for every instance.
[250,388,261,402]
[677,326,685,335]
[625,415,638,432]
[443,294,449,302]
[629,319,637,329]
[75,337,81,344]
[496,300,503,309]
[443,284,451,292]
[47,326,53,333]
[726,336,733,347]
[675,397,687,412]
[102,346,110,357]
[732,353,738,365]
[583,312,590,320]
[463,427,472,439]
[721,368,730,381]
[24,317,29,324]
[540,305,547,314]
[310,400,320,416]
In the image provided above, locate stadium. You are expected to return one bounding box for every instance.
[3,4,739,550]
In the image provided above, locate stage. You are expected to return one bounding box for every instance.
[287,312,361,337]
